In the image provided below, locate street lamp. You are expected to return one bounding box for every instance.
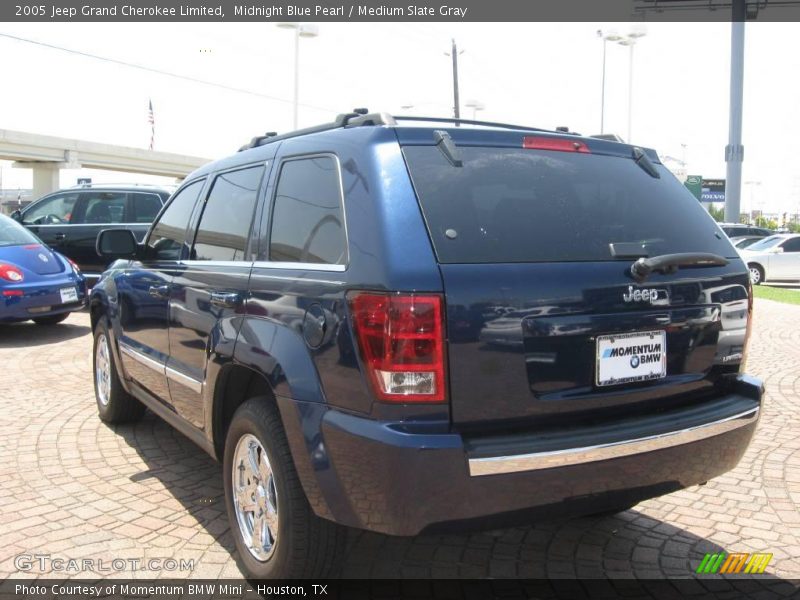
[617,26,647,143]
[465,99,485,120]
[744,180,762,223]
[596,29,622,134]
[399,102,452,115]
[276,23,319,130]
[597,27,647,141]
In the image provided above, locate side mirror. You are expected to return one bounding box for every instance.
[772,246,784,254]
[10,210,21,222]
[97,229,138,259]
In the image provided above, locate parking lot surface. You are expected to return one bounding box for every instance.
[1,299,799,588]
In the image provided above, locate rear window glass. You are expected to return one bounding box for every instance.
[403,146,736,264]
[269,157,346,265]
[0,215,39,246]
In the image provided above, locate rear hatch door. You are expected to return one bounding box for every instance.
[399,130,747,430]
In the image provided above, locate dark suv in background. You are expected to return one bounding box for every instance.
[720,223,774,238]
[12,184,172,281]
[90,111,763,578]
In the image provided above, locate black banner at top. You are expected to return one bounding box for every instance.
[3,0,800,22]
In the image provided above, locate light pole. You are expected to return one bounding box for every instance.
[444,40,464,120]
[465,99,485,120]
[617,26,647,143]
[596,29,622,134]
[276,23,319,130]
[745,180,761,223]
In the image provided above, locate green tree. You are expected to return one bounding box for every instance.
[708,204,725,222]
[754,215,778,230]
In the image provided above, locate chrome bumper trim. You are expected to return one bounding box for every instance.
[468,406,759,477]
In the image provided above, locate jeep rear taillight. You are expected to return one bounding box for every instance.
[348,292,446,403]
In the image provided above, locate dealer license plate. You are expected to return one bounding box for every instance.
[596,330,667,387]
[60,287,79,304]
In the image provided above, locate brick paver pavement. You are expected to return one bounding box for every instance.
[1,299,799,589]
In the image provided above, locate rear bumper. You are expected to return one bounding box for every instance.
[312,375,762,536]
[467,396,758,477]
[0,280,87,322]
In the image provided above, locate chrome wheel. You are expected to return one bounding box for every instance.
[749,266,762,285]
[232,433,278,562]
[95,333,111,407]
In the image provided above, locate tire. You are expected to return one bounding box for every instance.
[223,398,346,578]
[32,312,70,325]
[93,319,145,424]
[749,263,765,286]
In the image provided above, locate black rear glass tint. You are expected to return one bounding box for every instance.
[403,146,736,264]
[269,157,346,265]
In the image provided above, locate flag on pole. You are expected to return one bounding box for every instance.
[148,99,155,150]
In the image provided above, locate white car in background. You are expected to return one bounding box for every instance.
[739,234,800,285]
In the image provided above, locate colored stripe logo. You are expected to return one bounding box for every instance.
[696,552,773,574]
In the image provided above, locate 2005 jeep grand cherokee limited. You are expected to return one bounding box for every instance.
[90,110,763,578]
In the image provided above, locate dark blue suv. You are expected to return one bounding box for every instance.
[90,111,763,578]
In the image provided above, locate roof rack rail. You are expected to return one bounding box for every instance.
[238,109,397,152]
[392,115,551,133]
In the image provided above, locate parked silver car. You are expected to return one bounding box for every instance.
[739,234,800,284]
[730,235,762,250]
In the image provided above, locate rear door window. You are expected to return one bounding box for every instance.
[403,146,737,264]
[76,191,128,224]
[130,193,164,223]
[190,165,264,262]
[781,238,800,253]
[268,156,346,265]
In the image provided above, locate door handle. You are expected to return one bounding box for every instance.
[148,284,170,299]
[53,233,66,241]
[209,291,242,309]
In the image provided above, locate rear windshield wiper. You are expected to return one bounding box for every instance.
[433,130,463,167]
[630,253,728,282]
[632,147,660,179]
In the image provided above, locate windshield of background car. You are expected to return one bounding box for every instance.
[0,215,41,247]
[747,235,783,251]
[402,146,737,264]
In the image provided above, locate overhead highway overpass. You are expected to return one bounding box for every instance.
[0,129,210,199]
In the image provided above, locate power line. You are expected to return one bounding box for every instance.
[0,32,339,114]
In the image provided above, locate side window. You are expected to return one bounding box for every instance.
[130,193,164,223]
[191,166,264,262]
[268,156,346,265]
[146,180,204,261]
[781,238,800,253]
[22,193,80,225]
[76,192,127,224]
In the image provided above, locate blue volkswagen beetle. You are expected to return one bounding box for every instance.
[0,214,86,325]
